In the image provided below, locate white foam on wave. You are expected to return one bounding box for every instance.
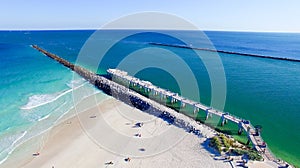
[66,78,87,89]
[0,101,72,165]
[37,114,51,122]
[4,92,101,165]
[20,90,72,110]
[0,78,105,165]
[0,90,107,166]
[10,131,27,151]
[36,101,67,122]
[0,131,27,165]
[0,99,70,165]
[21,78,88,110]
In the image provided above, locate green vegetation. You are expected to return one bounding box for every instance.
[210,136,222,152]
[209,133,234,153]
[230,149,263,161]
[220,134,234,152]
[115,78,263,162]
[209,133,263,161]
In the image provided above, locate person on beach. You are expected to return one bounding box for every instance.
[33,152,40,156]
[135,133,141,137]
[105,161,113,165]
[136,122,143,127]
[125,157,131,162]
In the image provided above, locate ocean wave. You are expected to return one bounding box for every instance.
[36,101,67,122]
[21,78,88,110]
[1,99,70,164]
[1,87,106,165]
[1,80,103,165]
[66,78,87,89]
[37,114,51,122]
[0,131,27,165]
[0,100,71,165]
[20,90,72,110]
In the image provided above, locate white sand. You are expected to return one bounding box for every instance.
[0,95,275,168]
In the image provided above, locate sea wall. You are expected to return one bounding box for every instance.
[31,45,209,136]
[149,42,300,62]
[32,45,278,163]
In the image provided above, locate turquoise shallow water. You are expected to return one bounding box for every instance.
[0,31,100,164]
[0,30,300,166]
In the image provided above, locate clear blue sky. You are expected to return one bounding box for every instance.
[1,0,300,32]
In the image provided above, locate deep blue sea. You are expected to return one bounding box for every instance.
[0,30,299,166]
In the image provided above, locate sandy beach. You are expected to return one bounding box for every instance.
[1,94,234,168]
[0,93,280,168]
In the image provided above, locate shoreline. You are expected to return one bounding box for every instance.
[0,93,281,168]
[0,90,110,167]
[26,45,289,167]
[32,45,276,161]
[0,76,98,165]
[1,95,230,168]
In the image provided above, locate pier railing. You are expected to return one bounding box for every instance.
[32,45,277,162]
[107,68,277,162]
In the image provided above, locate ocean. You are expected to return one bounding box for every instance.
[0,30,299,167]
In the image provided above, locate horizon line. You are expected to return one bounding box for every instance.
[0,28,300,33]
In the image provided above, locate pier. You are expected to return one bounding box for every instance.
[32,45,276,162]
[107,69,276,161]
